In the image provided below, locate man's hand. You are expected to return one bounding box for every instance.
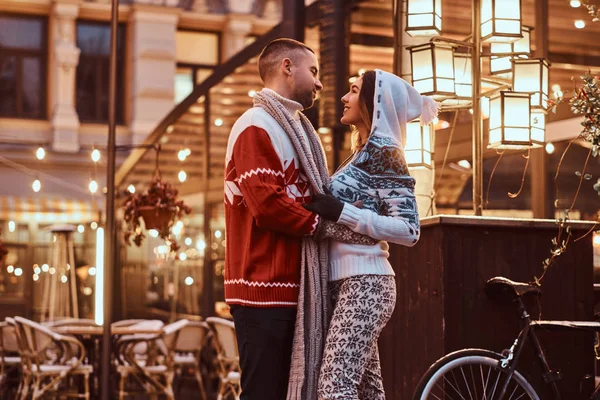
[303,193,344,222]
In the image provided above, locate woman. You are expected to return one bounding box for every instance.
[305,69,438,399]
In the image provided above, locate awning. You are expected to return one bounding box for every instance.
[0,196,100,224]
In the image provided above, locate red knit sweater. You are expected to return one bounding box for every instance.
[224,98,319,307]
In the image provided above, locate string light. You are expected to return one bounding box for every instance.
[178,150,188,161]
[179,252,187,261]
[127,184,136,194]
[60,275,68,283]
[77,224,85,233]
[248,90,256,98]
[88,267,96,276]
[214,118,224,127]
[33,274,39,281]
[14,268,23,277]
[575,20,585,29]
[178,170,187,182]
[36,147,45,160]
[32,179,41,193]
[148,229,159,238]
[545,143,555,154]
[91,149,101,162]
[91,222,98,230]
[185,237,192,246]
[41,264,49,272]
[571,0,581,7]
[89,180,98,194]
[8,221,16,232]
[185,276,194,285]
[6,265,14,274]
[215,230,222,239]
[34,265,41,275]
[49,267,56,275]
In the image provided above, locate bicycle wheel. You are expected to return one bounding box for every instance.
[413,348,540,400]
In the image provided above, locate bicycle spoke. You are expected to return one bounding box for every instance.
[469,364,478,400]
[487,367,502,400]
[460,365,475,400]
[442,373,466,400]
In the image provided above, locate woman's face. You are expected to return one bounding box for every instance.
[340,76,363,127]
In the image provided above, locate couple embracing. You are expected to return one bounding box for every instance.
[223,38,438,400]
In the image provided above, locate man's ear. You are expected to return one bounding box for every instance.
[281,58,293,76]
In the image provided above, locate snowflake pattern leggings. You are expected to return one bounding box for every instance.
[317,275,396,400]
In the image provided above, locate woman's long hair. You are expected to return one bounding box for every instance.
[350,70,376,152]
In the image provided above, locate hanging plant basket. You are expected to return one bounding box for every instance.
[122,146,192,250]
[139,206,176,230]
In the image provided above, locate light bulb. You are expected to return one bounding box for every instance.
[545,143,555,154]
[185,237,192,246]
[179,252,187,261]
[34,266,41,275]
[248,90,256,98]
[33,274,39,281]
[32,179,41,192]
[91,149,101,162]
[8,221,16,232]
[127,184,136,194]
[571,0,581,7]
[88,267,96,276]
[61,275,68,283]
[458,160,471,169]
[178,150,187,161]
[178,170,187,182]
[214,118,224,127]
[41,264,49,272]
[36,147,45,160]
[91,222,98,230]
[214,230,222,239]
[14,268,23,277]
[575,20,585,29]
[89,180,98,193]
[148,229,159,238]
[185,276,194,286]
[77,224,85,233]
[7,265,14,274]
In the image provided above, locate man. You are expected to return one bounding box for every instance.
[223,38,324,400]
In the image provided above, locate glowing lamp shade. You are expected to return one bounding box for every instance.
[453,53,472,100]
[530,109,546,147]
[488,91,532,149]
[409,42,455,99]
[406,0,442,37]
[512,58,550,109]
[490,55,513,76]
[405,121,434,168]
[481,0,522,43]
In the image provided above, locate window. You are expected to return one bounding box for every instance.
[174,31,219,103]
[0,14,47,119]
[76,21,125,124]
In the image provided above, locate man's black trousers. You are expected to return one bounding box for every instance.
[230,305,297,400]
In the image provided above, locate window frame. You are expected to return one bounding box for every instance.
[0,13,48,120]
[175,29,221,102]
[75,19,126,124]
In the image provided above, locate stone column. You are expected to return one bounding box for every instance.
[51,0,81,153]
[128,5,179,145]
[222,16,253,61]
[400,1,437,217]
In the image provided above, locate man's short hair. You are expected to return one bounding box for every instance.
[258,38,314,83]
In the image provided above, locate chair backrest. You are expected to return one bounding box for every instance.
[205,317,238,361]
[173,321,210,353]
[0,320,19,353]
[160,319,189,353]
[125,319,165,356]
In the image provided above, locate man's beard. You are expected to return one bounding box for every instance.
[293,88,315,110]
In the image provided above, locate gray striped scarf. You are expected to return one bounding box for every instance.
[253,89,329,400]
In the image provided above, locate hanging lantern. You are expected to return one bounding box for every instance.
[453,53,472,100]
[405,121,434,169]
[481,0,522,43]
[488,91,532,149]
[530,108,546,147]
[406,0,442,37]
[409,42,455,99]
[512,58,550,109]
[512,25,533,56]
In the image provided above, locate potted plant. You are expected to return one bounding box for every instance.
[122,174,192,252]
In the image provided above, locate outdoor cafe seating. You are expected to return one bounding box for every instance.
[0,315,237,399]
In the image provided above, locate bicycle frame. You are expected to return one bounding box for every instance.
[495,293,600,400]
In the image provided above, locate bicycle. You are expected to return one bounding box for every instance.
[413,276,600,400]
